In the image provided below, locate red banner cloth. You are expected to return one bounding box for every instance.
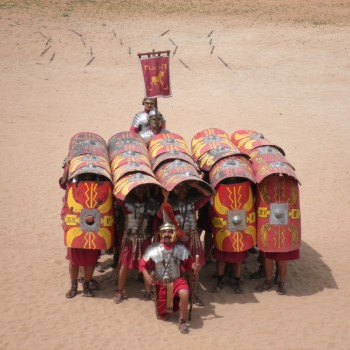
[140,56,172,98]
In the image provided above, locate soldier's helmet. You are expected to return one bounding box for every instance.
[159,223,177,243]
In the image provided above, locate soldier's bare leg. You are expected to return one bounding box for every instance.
[66,263,79,298]
[255,258,273,292]
[233,262,244,294]
[114,265,128,303]
[82,265,95,297]
[178,289,190,334]
[212,260,225,292]
[276,260,287,295]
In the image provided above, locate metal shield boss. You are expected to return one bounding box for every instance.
[212,180,256,252]
[62,181,114,250]
[256,174,301,252]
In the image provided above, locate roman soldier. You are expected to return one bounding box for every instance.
[60,132,114,298]
[139,223,201,334]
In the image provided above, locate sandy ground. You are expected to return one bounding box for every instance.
[1,1,350,349]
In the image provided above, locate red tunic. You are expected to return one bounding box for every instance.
[263,249,300,261]
[121,238,153,269]
[66,248,100,266]
[213,248,248,263]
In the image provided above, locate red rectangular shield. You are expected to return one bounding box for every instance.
[140,56,172,98]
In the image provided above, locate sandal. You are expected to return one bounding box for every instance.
[82,281,94,297]
[255,279,273,292]
[114,289,124,304]
[194,295,204,306]
[178,319,189,334]
[233,280,245,294]
[65,281,78,299]
[250,266,265,279]
[211,280,224,293]
[277,282,287,295]
[89,279,99,290]
[143,291,153,301]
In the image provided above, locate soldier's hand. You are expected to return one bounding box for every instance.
[62,156,68,168]
[192,262,201,275]
[162,189,169,201]
[145,274,155,286]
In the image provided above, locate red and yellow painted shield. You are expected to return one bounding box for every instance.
[249,146,292,169]
[252,161,299,184]
[197,147,243,172]
[110,152,151,172]
[151,149,199,173]
[68,154,112,181]
[212,181,256,252]
[160,174,213,193]
[209,156,255,189]
[148,133,190,162]
[256,174,301,252]
[191,128,235,162]
[112,162,154,184]
[154,160,204,191]
[113,172,163,201]
[62,181,114,250]
[231,130,285,156]
[68,132,109,160]
[108,132,148,161]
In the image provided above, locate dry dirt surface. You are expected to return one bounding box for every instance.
[1,1,350,350]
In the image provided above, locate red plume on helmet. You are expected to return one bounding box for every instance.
[161,203,187,241]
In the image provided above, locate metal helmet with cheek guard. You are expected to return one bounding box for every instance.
[148,110,163,131]
[160,223,177,243]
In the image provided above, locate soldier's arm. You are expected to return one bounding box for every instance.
[59,158,69,189]
[139,258,155,285]
[130,124,140,136]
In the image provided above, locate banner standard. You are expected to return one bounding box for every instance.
[139,54,172,98]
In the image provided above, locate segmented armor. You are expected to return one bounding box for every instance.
[124,198,158,260]
[132,111,149,129]
[168,197,198,233]
[143,242,190,282]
